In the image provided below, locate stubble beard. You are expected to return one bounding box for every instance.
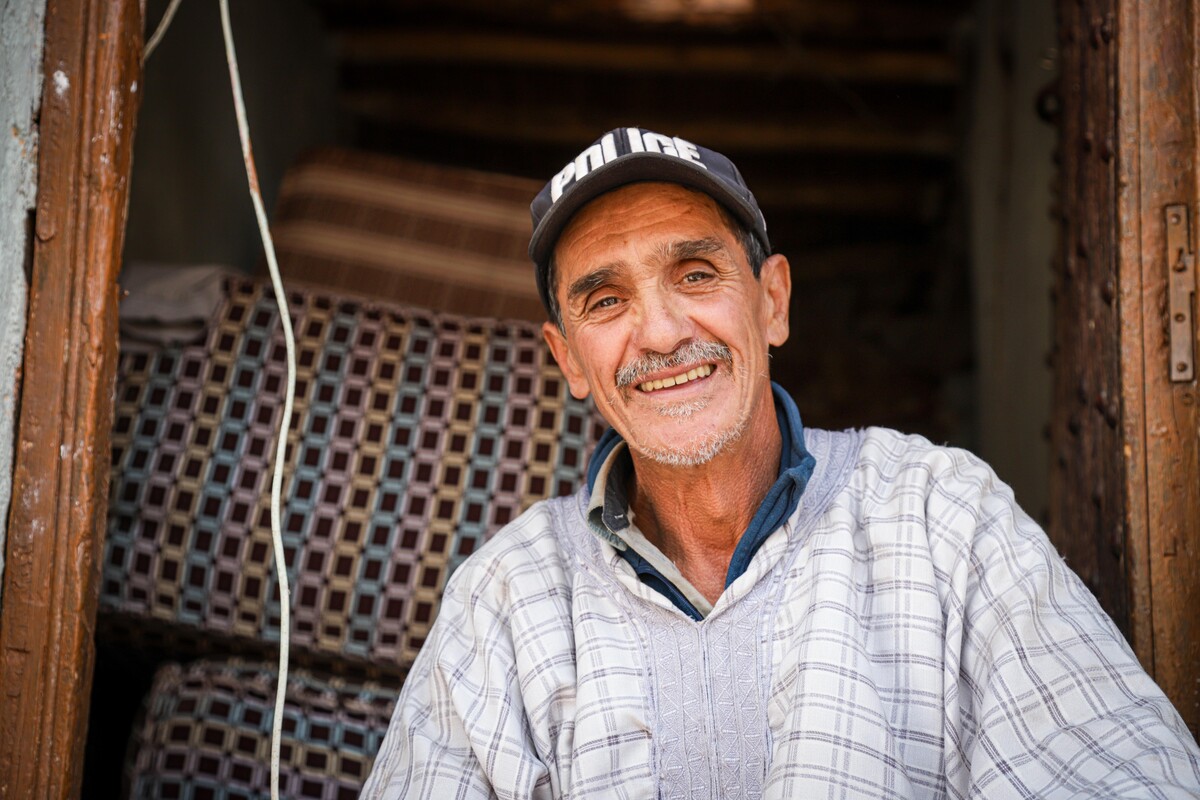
[613,340,748,467]
[634,413,750,467]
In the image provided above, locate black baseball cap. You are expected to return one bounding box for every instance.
[528,127,770,314]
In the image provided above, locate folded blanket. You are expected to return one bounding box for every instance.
[120,263,229,350]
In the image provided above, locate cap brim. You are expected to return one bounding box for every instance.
[528,152,763,266]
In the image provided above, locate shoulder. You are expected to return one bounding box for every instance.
[848,427,1085,614]
[834,427,1053,581]
[803,425,987,496]
[847,427,1012,522]
[851,426,990,487]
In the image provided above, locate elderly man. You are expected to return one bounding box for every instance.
[362,128,1200,799]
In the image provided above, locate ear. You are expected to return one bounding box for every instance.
[759,253,791,347]
[542,321,592,400]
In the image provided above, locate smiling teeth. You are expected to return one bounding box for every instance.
[639,364,714,393]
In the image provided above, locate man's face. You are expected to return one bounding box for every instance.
[542,182,791,466]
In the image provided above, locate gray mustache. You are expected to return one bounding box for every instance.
[615,341,732,388]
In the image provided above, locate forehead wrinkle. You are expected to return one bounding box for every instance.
[656,236,728,265]
[564,235,729,307]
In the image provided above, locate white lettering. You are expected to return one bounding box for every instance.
[626,128,645,153]
[673,137,706,168]
[550,162,576,201]
[574,143,606,181]
[601,132,618,163]
[642,132,678,157]
[551,130,707,204]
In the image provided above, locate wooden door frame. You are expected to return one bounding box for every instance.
[1,0,1198,795]
[1118,0,1200,727]
[0,0,142,796]
[1052,0,1200,732]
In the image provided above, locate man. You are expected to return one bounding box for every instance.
[362,128,1200,799]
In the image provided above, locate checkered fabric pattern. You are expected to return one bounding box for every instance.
[103,277,604,669]
[127,659,394,800]
[364,426,1200,799]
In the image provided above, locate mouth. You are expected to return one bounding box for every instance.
[637,363,715,394]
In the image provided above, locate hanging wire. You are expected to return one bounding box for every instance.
[142,0,184,63]
[217,2,297,798]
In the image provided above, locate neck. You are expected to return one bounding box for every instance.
[627,390,781,605]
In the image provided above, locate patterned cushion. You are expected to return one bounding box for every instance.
[127,659,394,800]
[269,148,546,321]
[103,277,604,670]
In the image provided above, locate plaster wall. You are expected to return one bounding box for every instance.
[0,0,47,611]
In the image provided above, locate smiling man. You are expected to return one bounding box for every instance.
[362,128,1200,799]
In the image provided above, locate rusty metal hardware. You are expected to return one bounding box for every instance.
[1166,204,1196,382]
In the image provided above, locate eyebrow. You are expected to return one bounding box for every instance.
[659,237,726,264]
[565,237,729,305]
[567,265,622,304]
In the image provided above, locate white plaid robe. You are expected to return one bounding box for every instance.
[362,427,1200,799]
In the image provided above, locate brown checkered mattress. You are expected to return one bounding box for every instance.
[127,659,393,799]
[103,276,604,671]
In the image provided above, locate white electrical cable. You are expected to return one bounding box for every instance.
[217,3,296,799]
[142,0,184,63]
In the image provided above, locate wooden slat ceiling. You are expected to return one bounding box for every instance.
[315,0,970,42]
[310,0,976,437]
[313,0,971,230]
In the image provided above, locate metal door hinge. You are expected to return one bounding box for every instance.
[1166,204,1196,382]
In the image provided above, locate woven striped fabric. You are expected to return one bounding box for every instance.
[103,277,604,670]
[127,659,394,800]
[268,148,546,321]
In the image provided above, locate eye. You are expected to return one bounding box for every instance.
[588,294,620,312]
[683,269,714,284]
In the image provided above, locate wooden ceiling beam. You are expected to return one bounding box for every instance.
[340,91,957,158]
[336,29,961,85]
[756,0,969,41]
[785,242,934,283]
[316,0,969,43]
[753,179,945,221]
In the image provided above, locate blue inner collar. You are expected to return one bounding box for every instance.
[585,382,816,619]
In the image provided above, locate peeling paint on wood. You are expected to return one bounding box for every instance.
[0,0,143,796]
[1053,0,1200,735]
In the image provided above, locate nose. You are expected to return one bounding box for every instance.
[631,285,692,356]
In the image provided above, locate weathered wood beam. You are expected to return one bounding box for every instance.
[336,29,961,85]
[316,0,969,43]
[340,91,957,158]
[1050,0,1130,652]
[753,179,944,220]
[0,0,141,796]
[756,0,969,40]
[1051,0,1200,735]
[786,243,933,282]
[1117,0,1200,731]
